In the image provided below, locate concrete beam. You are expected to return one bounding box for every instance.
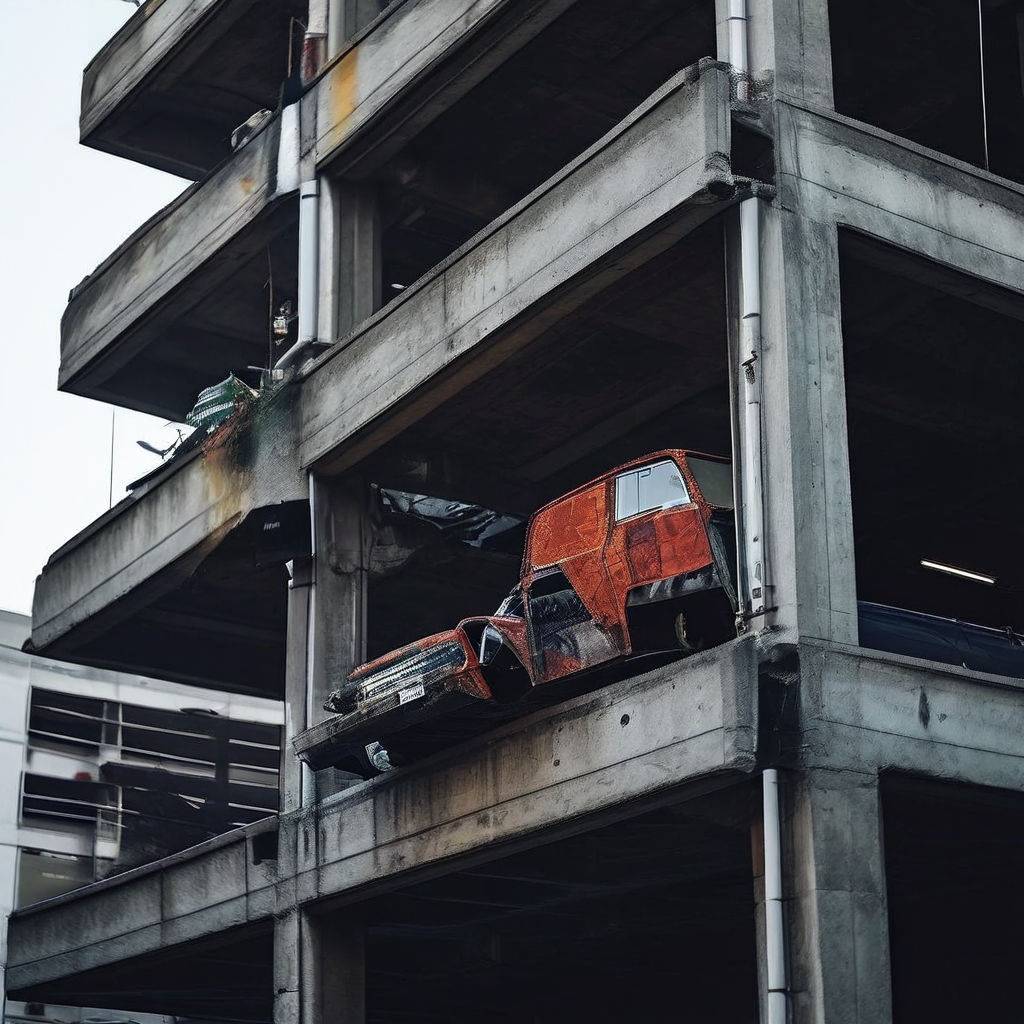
[5,817,280,998]
[29,387,306,671]
[6,636,758,996]
[60,108,299,420]
[301,61,737,473]
[798,639,1024,791]
[777,100,1024,294]
[288,634,758,901]
[81,0,306,179]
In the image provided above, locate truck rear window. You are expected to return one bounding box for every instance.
[688,457,733,508]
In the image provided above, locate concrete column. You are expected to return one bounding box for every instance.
[781,207,856,645]
[335,183,382,339]
[784,768,893,1024]
[326,0,346,59]
[305,474,370,796]
[317,177,342,347]
[310,475,369,721]
[282,555,313,814]
[769,0,835,107]
[741,195,856,646]
[275,909,366,1024]
[750,814,770,1024]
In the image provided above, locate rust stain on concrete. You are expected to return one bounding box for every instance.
[328,45,361,140]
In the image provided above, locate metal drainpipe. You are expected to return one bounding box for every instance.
[730,3,788,1021]
[763,769,787,1024]
[729,0,750,102]
[739,196,766,617]
[728,0,766,617]
[276,178,321,372]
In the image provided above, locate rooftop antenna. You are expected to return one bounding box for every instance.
[136,426,186,460]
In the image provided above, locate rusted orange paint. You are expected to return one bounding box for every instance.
[528,482,606,570]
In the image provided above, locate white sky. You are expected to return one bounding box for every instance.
[0,1,188,614]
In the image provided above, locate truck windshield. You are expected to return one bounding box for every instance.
[688,457,733,508]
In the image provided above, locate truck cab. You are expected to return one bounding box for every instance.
[505,450,737,683]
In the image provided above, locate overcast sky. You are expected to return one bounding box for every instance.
[0,1,188,615]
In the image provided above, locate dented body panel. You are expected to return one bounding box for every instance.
[313,450,736,760]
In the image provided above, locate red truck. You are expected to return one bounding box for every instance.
[302,450,739,768]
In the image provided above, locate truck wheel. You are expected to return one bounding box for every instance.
[672,591,736,654]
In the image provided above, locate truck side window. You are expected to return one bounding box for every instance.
[614,460,689,521]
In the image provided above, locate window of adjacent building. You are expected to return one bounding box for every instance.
[830,0,1024,183]
[21,772,112,829]
[16,849,96,909]
[28,689,107,753]
[22,687,281,877]
[615,461,689,521]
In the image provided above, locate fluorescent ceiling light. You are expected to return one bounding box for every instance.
[919,559,996,585]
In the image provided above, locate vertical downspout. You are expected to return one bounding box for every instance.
[763,769,787,1024]
[297,179,321,353]
[729,0,750,103]
[731,0,767,619]
[730,4,788,1023]
[739,197,766,617]
[302,0,328,84]
[273,149,322,372]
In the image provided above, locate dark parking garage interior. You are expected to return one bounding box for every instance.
[830,0,1024,183]
[358,783,759,1023]
[839,231,1024,648]
[362,0,718,298]
[883,774,1024,1023]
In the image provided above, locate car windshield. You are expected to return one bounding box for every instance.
[495,586,525,617]
[688,456,733,508]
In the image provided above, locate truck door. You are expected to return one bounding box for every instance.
[604,458,713,622]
